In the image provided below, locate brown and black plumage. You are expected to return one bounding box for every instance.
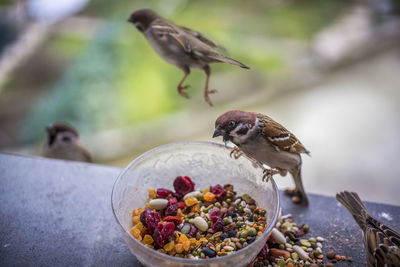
[42,122,92,163]
[213,110,310,204]
[128,9,249,106]
[336,191,400,267]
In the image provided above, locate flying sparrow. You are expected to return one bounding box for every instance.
[213,110,310,204]
[127,9,249,106]
[42,122,93,163]
[336,191,400,266]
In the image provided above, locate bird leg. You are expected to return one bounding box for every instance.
[177,69,191,99]
[262,168,280,182]
[203,65,217,106]
[230,146,242,159]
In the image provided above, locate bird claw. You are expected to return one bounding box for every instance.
[178,85,191,99]
[230,147,242,160]
[204,89,217,106]
[262,168,280,182]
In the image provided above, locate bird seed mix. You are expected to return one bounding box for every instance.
[129,176,268,259]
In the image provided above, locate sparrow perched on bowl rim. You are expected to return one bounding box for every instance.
[42,122,93,163]
[213,110,310,204]
[127,9,249,106]
[336,191,400,266]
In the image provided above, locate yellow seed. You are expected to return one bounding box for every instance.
[129,227,142,241]
[164,241,175,252]
[148,188,156,199]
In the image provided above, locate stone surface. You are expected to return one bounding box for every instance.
[1,154,399,266]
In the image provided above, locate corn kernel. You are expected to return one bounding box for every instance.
[184,196,198,207]
[148,188,156,199]
[190,238,197,245]
[175,243,184,253]
[142,234,154,245]
[204,192,216,202]
[164,241,175,252]
[132,215,140,225]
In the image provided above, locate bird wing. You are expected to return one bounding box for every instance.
[256,113,310,155]
[178,25,226,51]
[149,19,192,52]
[337,191,400,267]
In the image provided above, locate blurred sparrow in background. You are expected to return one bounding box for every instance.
[43,122,92,163]
[128,9,249,106]
[336,191,400,266]
[213,110,310,204]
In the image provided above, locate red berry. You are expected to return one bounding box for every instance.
[177,202,186,209]
[163,216,183,226]
[211,217,224,232]
[156,188,173,198]
[165,203,178,217]
[188,223,198,237]
[173,176,195,196]
[140,209,160,234]
[258,244,269,259]
[168,197,178,205]
[210,184,226,199]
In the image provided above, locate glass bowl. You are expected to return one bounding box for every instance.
[111,141,280,267]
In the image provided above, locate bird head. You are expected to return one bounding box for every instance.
[46,122,79,147]
[127,9,160,32]
[213,110,256,145]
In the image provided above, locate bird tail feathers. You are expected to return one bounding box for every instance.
[212,54,250,69]
[336,191,370,230]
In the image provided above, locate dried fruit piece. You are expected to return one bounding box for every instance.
[183,240,191,251]
[188,223,198,237]
[140,209,160,234]
[210,184,226,199]
[163,240,175,252]
[163,216,183,226]
[143,234,154,245]
[173,176,195,196]
[165,203,178,217]
[211,217,225,232]
[148,188,156,199]
[177,202,186,209]
[156,188,173,199]
[132,215,140,225]
[204,192,216,202]
[185,196,198,207]
[175,243,184,253]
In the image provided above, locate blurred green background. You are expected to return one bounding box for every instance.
[1,0,400,205]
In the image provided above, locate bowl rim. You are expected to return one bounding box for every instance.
[111,140,280,264]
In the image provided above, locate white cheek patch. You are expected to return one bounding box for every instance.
[231,123,255,143]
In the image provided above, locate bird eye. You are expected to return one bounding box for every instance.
[228,121,236,129]
[134,22,144,32]
[62,136,71,142]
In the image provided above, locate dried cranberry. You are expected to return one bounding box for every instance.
[173,192,184,200]
[267,235,275,244]
[152,222,176,248]
[168,197,178,205]
[165,203,178,216]
[211,217,225,232]
[163,216,182,226]
[210,184,226,199]
[188,223,198,237]
[258,244,269,259]
[140,209,160,234]
[141,229,151,238]
[156,188,173,199]
[173,176,195,196]
[161,222,175,239]
[177,202,186,209]
[209,208,222,218]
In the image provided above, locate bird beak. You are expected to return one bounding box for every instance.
[46,125,53,133]
[213,127,222,138]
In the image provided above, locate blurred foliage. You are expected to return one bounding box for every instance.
[21,0,346,143]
